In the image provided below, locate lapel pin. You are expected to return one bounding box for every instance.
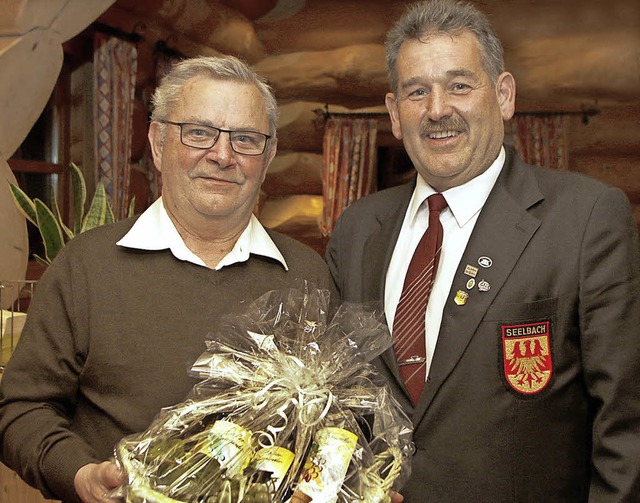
[478,279,490,292]
[466,278,476,289]
[478,256,492,268]
[454,290,469,306]
[464,264,479,278]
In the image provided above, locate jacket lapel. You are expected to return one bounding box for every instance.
[362,182,414,394]
[413,152,544,422]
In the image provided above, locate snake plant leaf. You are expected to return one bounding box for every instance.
[128,197,136,218]
[50,185,75,240]
[104,187,116,225]
[70,162,87,236]
[8,182,37,226]
[32,254,50,268]
[34,198,65,263]
[81,181,110,232]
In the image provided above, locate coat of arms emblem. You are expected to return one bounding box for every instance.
[502,321,552,394]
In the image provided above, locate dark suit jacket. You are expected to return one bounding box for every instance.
[326,147,640,502]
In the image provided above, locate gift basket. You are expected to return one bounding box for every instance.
[114,284,413,502]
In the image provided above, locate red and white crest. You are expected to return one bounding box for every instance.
[502,321,552,395]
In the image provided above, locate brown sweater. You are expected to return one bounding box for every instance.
[0,217,336,503]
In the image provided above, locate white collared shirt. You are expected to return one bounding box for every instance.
[116,197,288,271]
[385,147,505,376]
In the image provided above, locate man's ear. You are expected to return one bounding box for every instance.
[497,72,516,121]
[261,137,278,183]
[385,92,403,140]
[148,122,163,173]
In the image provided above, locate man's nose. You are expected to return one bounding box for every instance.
[425,88,453,121]
[205,131,234,165]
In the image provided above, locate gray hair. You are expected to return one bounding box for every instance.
[150,55,279,140]
[385,0,505,93]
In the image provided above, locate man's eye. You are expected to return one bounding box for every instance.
[188,128,212,137]
[406,88,428,100]
[232,134,259,146]
[451,83,472,93]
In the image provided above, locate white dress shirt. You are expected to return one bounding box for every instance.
[116,197,288,271]
[385,147,506,376]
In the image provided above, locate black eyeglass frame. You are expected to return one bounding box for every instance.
[158,120,272,156]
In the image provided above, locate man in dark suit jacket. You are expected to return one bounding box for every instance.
[326,1,640,501]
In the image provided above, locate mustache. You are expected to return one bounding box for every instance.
[420,118,467,135]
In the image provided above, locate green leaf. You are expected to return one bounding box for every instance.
[34,199,65,263]
[70,162,87,235]
[8,182,37,225]
[50,185,75,240]
[81,181,109,232]
[127,197,136,218]
[33,254,51,267]
[104,189,116,225]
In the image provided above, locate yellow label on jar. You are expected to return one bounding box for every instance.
[250,445,295,489]
[294,427,358,503]
[198,420,253,476]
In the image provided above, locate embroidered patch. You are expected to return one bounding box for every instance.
[501,321,552,395]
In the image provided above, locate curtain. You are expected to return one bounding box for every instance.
[93,33,138,219]
[142,50,182,203]
[513,113,568,170]
[321,117,378,236]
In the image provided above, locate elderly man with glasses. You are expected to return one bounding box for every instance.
[0,56,336,503]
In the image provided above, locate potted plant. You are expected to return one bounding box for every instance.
[7,162,134,266]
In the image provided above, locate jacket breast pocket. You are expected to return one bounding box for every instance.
[482,297,558,398]
[483,296,558,323]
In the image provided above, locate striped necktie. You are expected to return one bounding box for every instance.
[393,193,447,405]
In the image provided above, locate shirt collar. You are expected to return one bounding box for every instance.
[410,146,506,227]
[116,197,288,271]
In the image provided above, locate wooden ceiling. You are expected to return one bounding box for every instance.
[96,0,640,113]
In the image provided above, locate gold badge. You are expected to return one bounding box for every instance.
[454,290,469,306]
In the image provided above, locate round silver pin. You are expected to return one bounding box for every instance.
[478,256,493,268]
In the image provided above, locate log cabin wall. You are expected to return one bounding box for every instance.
[6,0,640,258]
[90,0,639,253]
[0,1,637,501]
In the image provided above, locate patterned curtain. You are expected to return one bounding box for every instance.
[93,33,138,219]
[321,117,378,236]
[143,49,182,202]
[513,113,568,170]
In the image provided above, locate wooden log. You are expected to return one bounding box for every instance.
[263,152,323,196]
[0,0,113,40]
[277,101,324,152]
[566,104,640,157]
[254,0,402,52]
[507,31,640,110]
[259,194,322,236]
[569,154,640,197]
[0,0,28,33]
[0,158,28,304]
[112,0,265,62]
[255,44,388,108]
[51,0,115,42]
[276,101,398,152]
[0,32,63,158]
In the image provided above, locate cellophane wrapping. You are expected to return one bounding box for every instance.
[114,284,413,502]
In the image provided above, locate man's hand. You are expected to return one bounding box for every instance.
[390,491,405,502]
[74,460,126,503]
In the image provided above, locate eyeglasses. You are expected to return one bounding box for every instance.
[159,120,271,156]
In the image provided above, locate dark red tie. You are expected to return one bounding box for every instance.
[393,193,448,405]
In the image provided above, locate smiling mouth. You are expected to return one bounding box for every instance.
[426,130,461,139]
[197,174,237,184]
